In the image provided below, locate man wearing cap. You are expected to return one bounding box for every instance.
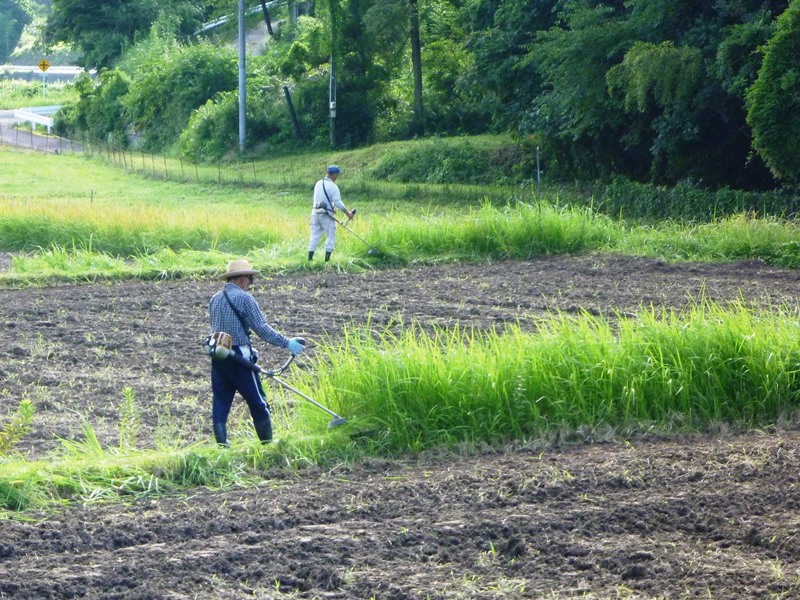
[308,165,355,262]
[208,259,305,446]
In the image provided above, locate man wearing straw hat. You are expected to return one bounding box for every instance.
[208,259,305,446]
[308,165,355,262]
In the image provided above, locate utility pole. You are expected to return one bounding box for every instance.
[328,0,337,148]
[409,0,424,134]
[329,56,336,148]
[238,0,246,153]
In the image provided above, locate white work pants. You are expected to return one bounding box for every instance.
[309,211,337,253]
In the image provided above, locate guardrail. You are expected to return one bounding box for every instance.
[195,2,276,33]
[12,106,60,134]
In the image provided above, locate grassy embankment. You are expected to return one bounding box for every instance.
[2,143,800,513]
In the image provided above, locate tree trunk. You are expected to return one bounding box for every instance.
[409,0,424,134]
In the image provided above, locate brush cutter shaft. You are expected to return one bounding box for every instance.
[217,347,346,422]
[333,215,381,254]
[270,375,343,419]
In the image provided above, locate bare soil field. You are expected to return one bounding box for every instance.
[2,254,800,599]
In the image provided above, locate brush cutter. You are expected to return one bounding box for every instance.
[332,208,385,257]
[203,335,347,428]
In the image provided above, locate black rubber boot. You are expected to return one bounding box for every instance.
[254,419,273,444]
[308,251,314,261]
[324,251,332,262]
[213,423,229,447]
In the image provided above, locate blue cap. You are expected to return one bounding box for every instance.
[326,165,340,174]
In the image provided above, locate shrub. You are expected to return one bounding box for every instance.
[54,69,130,147]
[178,90,284,161]
[123,41,238,152]
[370,136,537,185]
[595,177,799,221]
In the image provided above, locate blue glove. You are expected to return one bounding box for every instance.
[287,337,305,356]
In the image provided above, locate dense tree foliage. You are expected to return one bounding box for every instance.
[54,69,131,145]
[747,0,800,182]
[45,0,210,68]
[43,0,800,193]
[121,38,237,150]
[0,0,33,63]
[520,0,790,189]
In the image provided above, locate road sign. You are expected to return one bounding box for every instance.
[38,59,50,72]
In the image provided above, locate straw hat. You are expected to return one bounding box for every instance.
[219,259,260,280]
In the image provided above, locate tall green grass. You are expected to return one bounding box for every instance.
[0,79,78,109]
[3,301,800,512]
[373,201,619,259]
[300,301,800,454]
[4,197,800,284]
[0,196,294,254]
[3,144,800,285]
[619,215,800,267]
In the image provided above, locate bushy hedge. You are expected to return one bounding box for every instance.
[123,41,238,151]
[177,75,332,160]
[593,177,799,221]
[369,136,539,185]
[178,90,287,161]
[54,70,130,147]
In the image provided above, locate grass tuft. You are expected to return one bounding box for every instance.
[298,301,800,454]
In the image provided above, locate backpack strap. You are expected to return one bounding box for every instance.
[223,289,251,342]
[318,180,334,214]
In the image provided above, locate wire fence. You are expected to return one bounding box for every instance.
[0,124,523,205]
[90,142,310,189]
[86,141,512,204]
[0,122,83,154]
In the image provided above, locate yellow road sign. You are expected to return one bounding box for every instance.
[38,59,51,72]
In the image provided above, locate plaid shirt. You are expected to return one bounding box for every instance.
[209,283,289,349]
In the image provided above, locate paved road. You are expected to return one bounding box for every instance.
[0,109,83,153]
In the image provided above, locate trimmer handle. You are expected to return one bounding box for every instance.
[219,345,300,377]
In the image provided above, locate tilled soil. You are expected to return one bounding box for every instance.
[2,254,800,599]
